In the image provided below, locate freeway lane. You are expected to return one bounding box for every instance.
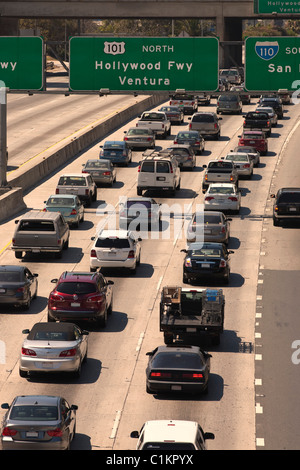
[0,96,299,450]
[6,92,149,170]
[255,119,300,450]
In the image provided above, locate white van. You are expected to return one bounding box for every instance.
[137,154,181,196]
[130,420,215,450]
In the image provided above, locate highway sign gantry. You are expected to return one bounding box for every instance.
[69,37,219,93]
[0,37,44,91]
[245,36,300,92]
[254,0,300,14]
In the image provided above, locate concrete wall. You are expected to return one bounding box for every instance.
[0,93,167,223]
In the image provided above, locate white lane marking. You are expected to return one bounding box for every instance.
[110,410,122,439]
[136,332,145,352]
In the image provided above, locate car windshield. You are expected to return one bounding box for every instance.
[0,272,21,282]
[47,197,74,206]
[152,352,203,368]
[10,405,58,421]
[208,186,234,194]
[95,238,130,249]
[56,282,97,295]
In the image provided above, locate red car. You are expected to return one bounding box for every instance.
[238,130,268,156]
[47,271,114,327]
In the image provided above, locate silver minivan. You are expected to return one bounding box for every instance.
[137,154,181,196]
[188,112,222,140]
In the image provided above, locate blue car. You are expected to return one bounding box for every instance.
[99,141,132,166]
[43,194,84,228]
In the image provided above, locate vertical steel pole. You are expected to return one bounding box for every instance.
[0,84,7,187]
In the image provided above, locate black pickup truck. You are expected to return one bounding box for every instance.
[159,286,225,346]
[243,111,271,136]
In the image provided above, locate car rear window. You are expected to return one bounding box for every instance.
[156,162,170,173]
[278,193,300,203]
[128,129,152,136]
[58,176,86,186]
[152,352,203,369]
[0,271,21,282]
[219,95,238,101]
[47,197,74,206]
[191,248,222,257]
[18,221,55,231]
[10,405,58,421]
[127,200,151,209]
[56,282,97,295]
[95,238,130,249]
[193,214,222,224]
[243,134,263,140]
[192,114,214,123]
[85,161,109,168]
[141,162,154,173]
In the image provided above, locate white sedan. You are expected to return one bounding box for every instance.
[222,153,253,178]
[204,183,241,214]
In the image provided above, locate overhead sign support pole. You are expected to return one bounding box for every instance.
[0,84,7,188]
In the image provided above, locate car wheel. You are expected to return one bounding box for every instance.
[137,187,142,196]
[90,267,97,272]
[15,251,22,259]
[47,313,55,322]
[23,294,31,310]
[273,218,280,226]
[99,308,107,327]
[73,362,81,378]
[19,368,28,378]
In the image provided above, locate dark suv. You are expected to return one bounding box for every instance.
[259,97,283,119]
[270,188,300,226]
[47,271,114,326]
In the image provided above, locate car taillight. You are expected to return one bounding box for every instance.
[150,372,172,378]
[49,293,64,304]
[214,123,218,129]
[274,205,278,212]
[221,226,226,233]
[21,347,37,356]
[230,176,234,182]
[182,373,203,379]
[82,170,88,173]
[147,137,152,142]
[87,294,104,303]
[195,141,200,145]
[16,287,25,293]
[57,239,61,245]
[267,121,270,126]
[128,250,135,259]
[243,120,246,125]
[47,428,63,437]
[59,348,77,357]
[124,137,128,141]
[2,427,17,437]
[184,257,192,267]
[90,249,97,258]
[138,165,141,172]
[243,164,250,168]
[103,171,111,176]
[70,209,77,215]
[85,189,89,196]
[55,188,59,194]
[229,197,238,201]
[205,196,214,201]
[189,123,192,130]
[205,175,208,181]
[12,238,15,245]
[219,260,226,268]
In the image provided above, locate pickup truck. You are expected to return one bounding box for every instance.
[169,93,198,114]
[243,111,271,136]
[159,286,225,346]
[136,111,171,139]
[202,160,239,192]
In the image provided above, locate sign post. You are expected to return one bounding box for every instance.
[245,36,300,92]
[69,37,219,93]
[0,37,44,91]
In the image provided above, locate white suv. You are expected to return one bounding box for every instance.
[90,229,142,274]
[130,420,215,450]
[137,154,181,196]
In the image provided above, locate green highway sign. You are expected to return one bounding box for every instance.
[245,36,300,91]
[254,0,300,14]
[69,37,219,92]
[0,37,44,90]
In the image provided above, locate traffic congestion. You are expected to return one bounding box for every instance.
[0,66,299,451]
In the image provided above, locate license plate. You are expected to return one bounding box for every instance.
[0,288,6,293]
[71,302,80,307]
[26,431,38,438]
[42,362,53,369]
[289,207,297,211]
[201,263,210,268]
[186,327,197,332]
[32,249,40,253]
[93,172,100,176]
[204,229,211,234]
[157,177,166,181]
[249,141,255,144]
[171,385,182,391]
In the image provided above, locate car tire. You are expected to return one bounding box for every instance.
[99,308,107,327]
[273,217,280,226]
[19,368,28,378]
[15,251,22,259]
[137,187,142,196]
[47,313,55,322]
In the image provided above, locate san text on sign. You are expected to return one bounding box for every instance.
[69,37,219,92]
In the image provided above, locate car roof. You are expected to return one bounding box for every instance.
[59,173,88,177]
[27,322,78,340]
[243,130,263,134]
[18,210,61,220]
[58,271,100,282]
[279,187,300,193]
[141,420,198,443]
[188,242,224,249]
[0,265,25,272]
[13,395,60,407]
[155,344,200,354]
[208,182,236,187]
[97,229,131,238]
[124,197,153,203]
[48,194,77,199]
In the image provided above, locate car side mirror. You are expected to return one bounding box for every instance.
[91,236,95,241]
[204,432,215,440]
[270,194,275,198]
[51,279,58,283]
[130,431,140,439]
[138,237,142,241]
[180,249,187,253]
[22,329,30,334]
[1,403,9,410]
[107,280,114,285]
[70,405,78,411]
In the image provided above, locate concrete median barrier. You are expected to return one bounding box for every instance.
[0,93,168,223]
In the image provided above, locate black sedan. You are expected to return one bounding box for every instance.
[1,395,77,450]
[181,242,234,285]
[146,345,211,395]
[0,265,38,309]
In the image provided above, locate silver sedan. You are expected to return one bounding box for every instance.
[123,127,155,149]
[186,211,231,245]
[82,159,116,186]
[222,153,253,178]
[1,395,77,450]
[19,322,89,378]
